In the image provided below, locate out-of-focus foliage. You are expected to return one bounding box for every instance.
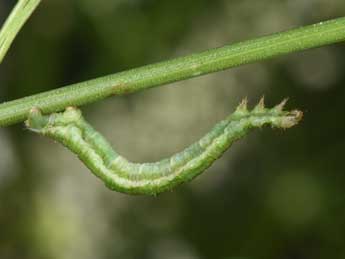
[0,0,345,258]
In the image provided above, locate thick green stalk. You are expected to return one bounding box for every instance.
[1,16,345,127]
[0,0,42,64]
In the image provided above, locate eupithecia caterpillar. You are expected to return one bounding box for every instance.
[25,98,302,195]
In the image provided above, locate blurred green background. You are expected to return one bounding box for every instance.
[1,0,345,258]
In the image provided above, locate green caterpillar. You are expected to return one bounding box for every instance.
[25,98,302,195]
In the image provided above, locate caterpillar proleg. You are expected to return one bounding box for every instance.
[25,98,302,195]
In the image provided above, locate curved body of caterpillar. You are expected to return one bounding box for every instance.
[25,99,302,195]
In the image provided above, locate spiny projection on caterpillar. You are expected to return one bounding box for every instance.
[25,98,302,195]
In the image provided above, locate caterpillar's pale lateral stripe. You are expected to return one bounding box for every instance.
[25,98,302,195]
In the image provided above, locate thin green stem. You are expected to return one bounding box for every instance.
[0,0,42,64]
[1,16,345,127]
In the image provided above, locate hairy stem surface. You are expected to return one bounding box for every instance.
[1,16,345,127]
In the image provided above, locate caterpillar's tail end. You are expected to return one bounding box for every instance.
[25,107,49,131]
[25,106,83,132]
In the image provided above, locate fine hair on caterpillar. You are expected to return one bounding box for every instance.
[25,98,302,195]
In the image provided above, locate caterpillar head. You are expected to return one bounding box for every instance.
[276,110,303,128]
[270,99,303,128]
[232,98,303,129]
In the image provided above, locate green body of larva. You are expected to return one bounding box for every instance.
[25,99,302,195]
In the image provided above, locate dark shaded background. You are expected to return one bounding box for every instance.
[1,0,345,258]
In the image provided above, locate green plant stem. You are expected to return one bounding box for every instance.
[1,16,345,127]
[0,0,42,64]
